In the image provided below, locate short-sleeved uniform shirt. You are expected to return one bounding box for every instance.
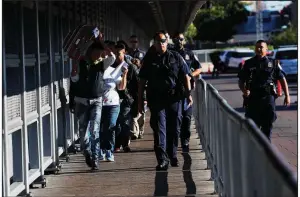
[238,56,284,90]
[177,48,202,72]
[128,48,145,61]
[139,50,190,103]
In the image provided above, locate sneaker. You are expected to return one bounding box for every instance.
[99,149,106,161]
[114,148,121,153]
[123,146,131,153]
[138,134,144,139]
[106,150,115,162]
[91,160,99,171]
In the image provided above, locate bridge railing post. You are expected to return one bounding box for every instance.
[194,78,297,197]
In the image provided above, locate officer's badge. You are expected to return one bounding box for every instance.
[139,52,144,59]
[268,62,273,68]
[185,54,190,60]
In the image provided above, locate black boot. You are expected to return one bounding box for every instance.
[156,160,169,171]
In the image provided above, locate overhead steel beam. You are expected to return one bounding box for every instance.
[148,0,166,31]
[184,0,207,31]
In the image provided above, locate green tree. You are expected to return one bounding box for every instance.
[193,1,249,42]
[184,23,197,40]
[271,27,297,47]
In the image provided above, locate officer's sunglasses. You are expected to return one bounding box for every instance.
[130,40,138,43]
[173,38,184,42]
[155,39,167,44]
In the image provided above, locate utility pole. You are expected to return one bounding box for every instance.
[256,0,263,41]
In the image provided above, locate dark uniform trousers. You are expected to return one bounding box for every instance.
[149,100,182,163]
[180,102,193,146]
[238,56,284,141]
[115,100,132,148]
[246,94,276,140]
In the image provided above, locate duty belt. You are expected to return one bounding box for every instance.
[250,86,272,97]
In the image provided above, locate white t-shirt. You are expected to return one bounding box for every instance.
[102,65,123,106]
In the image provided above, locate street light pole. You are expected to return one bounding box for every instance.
[256,0,263,41]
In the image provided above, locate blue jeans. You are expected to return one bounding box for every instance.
[75,99,102,161]
[101,105,120,152]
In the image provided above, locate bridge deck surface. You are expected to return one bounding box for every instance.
[31,116,216,197]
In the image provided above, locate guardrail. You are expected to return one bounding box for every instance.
[194,78,297,197]
[2,3,78,196]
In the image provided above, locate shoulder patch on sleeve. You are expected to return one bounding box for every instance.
[194,54,199,61]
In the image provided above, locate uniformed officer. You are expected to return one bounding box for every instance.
[138,31,193,170]
[128,35,147,139]
[128,35,145,61]
[238,40,290,141]
[160,30,175,50]
[172,32,202,151]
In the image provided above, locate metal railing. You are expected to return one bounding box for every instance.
[194,78,297,197]
[2,1,149,196]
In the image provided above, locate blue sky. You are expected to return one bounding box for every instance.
[244,1,292,12]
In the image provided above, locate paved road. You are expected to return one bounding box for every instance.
[203,73,298,173]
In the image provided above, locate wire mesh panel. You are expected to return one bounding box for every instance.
[39,8,51,107]
[24,7,38,113]
[6,95,22,121]
[63,78,70,97]
[62,15,70,97]
[52,13,61,101]
[4,3,22,121]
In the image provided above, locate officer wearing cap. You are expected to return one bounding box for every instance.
[172,32,202,151]
[238,40,291,141]
[138,31,193,170]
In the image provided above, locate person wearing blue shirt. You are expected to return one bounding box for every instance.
[128,35,145,61]
[172,32,202,152]
[238,40,291,141]
[138,31,193,170]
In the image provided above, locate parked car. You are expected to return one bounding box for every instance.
[227,49,255,70]
[219,48,253,71]
[271,46,297,79]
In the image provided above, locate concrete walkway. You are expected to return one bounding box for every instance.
[30,115,217,196]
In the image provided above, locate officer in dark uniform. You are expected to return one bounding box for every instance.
[161,30,175,50]
[142,30,173,62]
[172,32,202,151]
[128,35,145,61]
[138,31,193,170]
[238,40,290,141]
